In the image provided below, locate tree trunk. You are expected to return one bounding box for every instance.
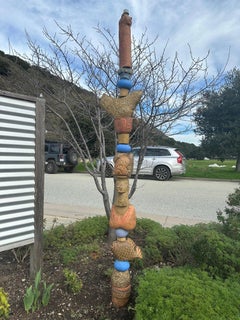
[236,153,240,172]
[107,227,116,244]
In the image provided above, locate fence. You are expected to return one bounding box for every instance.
[0,90,45,275]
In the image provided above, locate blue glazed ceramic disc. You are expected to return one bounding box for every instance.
[115,228,129,238]
[117,78,132,90]
[114,260,130,272]
[117,144,131,153]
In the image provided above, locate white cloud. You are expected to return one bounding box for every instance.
[1,0,239,144]
[173,133,201,146]
[1,0,239,71]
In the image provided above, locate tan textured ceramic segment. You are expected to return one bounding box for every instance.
[111,269,130,287]
[111,238,142,260]
[112,295,130,308]
[99,91,142,118]
[116,178,129,193]
[119,88,130,97]
[118,133,130,144]
[113,153,133,177]
[114,192,129,207]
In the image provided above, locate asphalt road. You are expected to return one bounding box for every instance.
[44,173,239,227]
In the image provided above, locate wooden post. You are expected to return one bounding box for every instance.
[30,97,45,278]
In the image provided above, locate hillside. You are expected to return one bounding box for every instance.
[0,51,200,157]
[0,50,96,141]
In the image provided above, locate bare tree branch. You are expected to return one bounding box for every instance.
[20,22,225,218]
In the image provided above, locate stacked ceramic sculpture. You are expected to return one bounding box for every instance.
[100,9,142,308]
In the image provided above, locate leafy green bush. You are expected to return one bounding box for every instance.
[217,185,240,240]
[0,288,10,319]
[133,218,178,266]
[44,216,108,250]
[192,229,240,278]
[44,216,107,265]
[70,216,108,244]
[171,223,221,266]
[63,268,83,294]
[135,267,240,320]
[43,224,68,249]
[60,242,100,266]
[133,219,221,268]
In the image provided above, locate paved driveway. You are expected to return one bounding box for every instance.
[44,173,239,227]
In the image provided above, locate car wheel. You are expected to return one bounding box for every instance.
[105,164,113,177]
[45,160,58,174]
[64,166,74,173]
[67,149,78,165]
[153,165,171,181]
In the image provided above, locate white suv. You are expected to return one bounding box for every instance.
[100,146,186,181]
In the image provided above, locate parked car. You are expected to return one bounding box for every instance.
[98,146,186,181]
[45,141,78,174]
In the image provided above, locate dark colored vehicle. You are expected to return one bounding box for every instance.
[45,141,78,174]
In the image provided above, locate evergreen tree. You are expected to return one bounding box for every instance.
[195,68,240,171]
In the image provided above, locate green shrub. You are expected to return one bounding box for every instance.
[134,219,221,268]
[192,229,240,278]
[0,288,10,319]
[63,268,83,294]
[44,216,108,250]
[171,223,221,266]
[71,216,108,244]
[133,219,178,266]
[135,267,240,320]
[217,186,240,240]
[60,242,100,266]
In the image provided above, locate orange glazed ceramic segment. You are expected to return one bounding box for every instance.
[114,117,133,133]
[114,205,129,215]
[109,205,136,230]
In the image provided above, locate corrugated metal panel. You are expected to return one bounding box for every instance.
[0,96,36,250]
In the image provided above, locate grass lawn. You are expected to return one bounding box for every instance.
[184,159,240,180]
[75,159,240,180]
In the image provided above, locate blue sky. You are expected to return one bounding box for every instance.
[1,0,240,145]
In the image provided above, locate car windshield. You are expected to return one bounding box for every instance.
[49,144,60,153]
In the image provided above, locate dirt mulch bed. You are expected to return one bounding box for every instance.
[0,242,136,320]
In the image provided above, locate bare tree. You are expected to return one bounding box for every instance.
[22,23,224,218]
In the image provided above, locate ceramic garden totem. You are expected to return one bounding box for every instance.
[100,9,142,308]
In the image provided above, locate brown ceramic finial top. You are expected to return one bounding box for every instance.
[119,10,132,68]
